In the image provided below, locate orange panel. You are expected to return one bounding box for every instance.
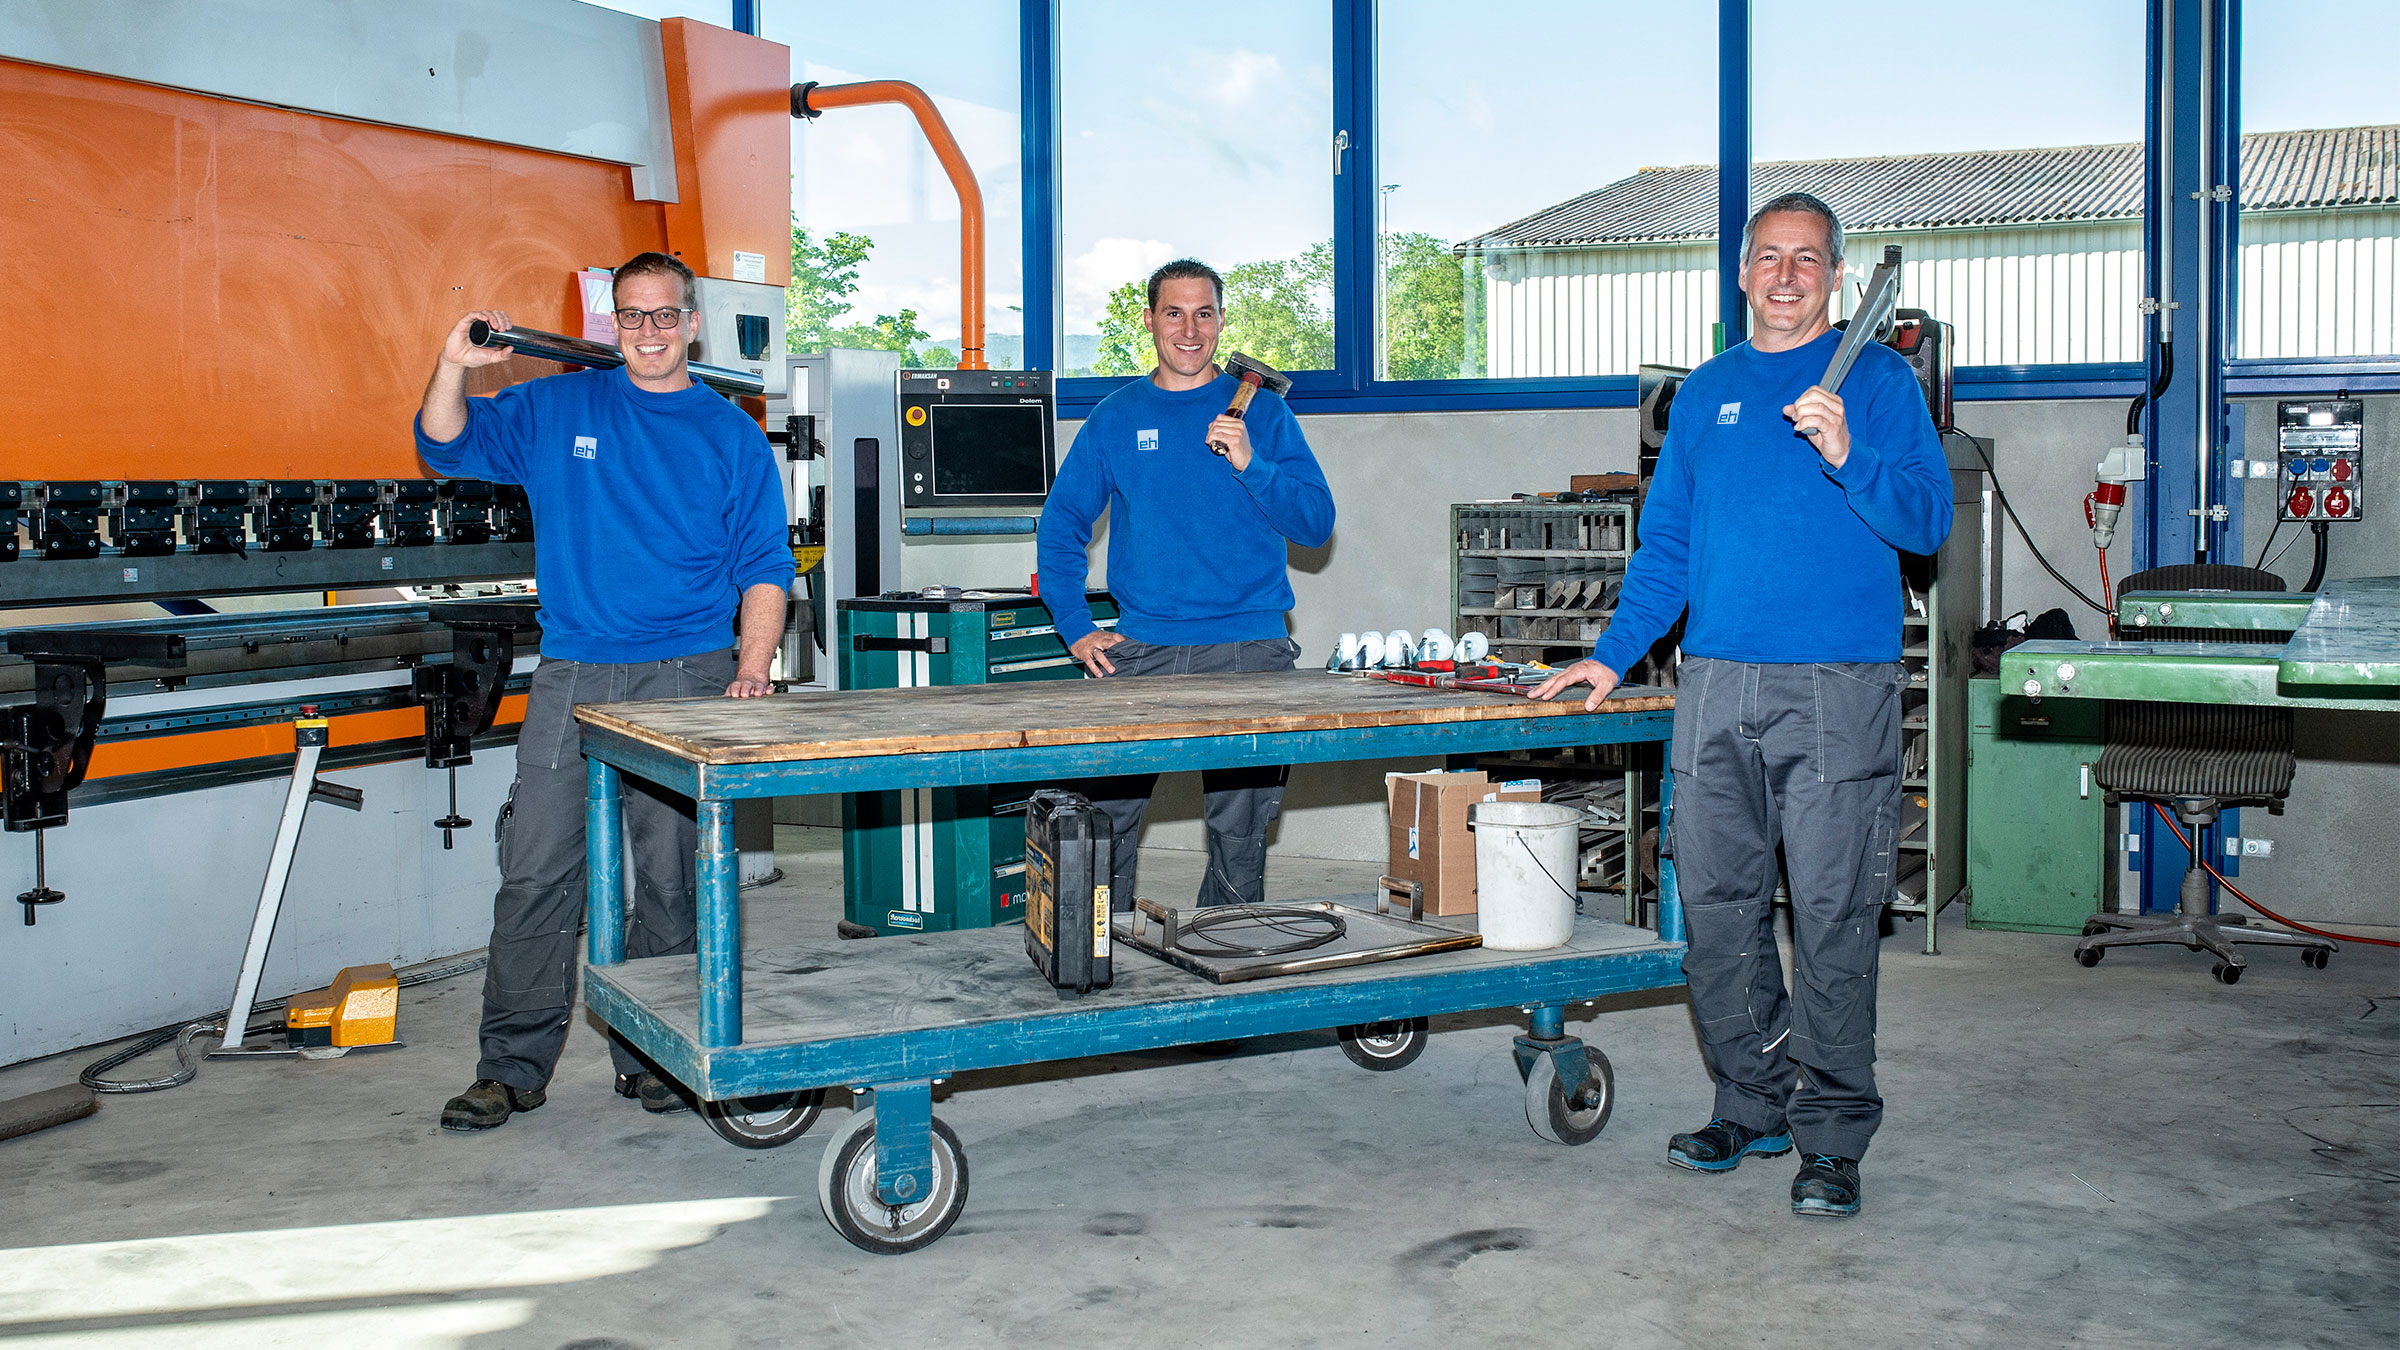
[84,694,527,781]
[0,60,670,480]
[659,21,793,286]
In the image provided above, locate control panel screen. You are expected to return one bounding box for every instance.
[931,405,1050,499]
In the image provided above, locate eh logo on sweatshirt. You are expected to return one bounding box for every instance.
[1136,428,1159,453]
[573,435,598,460]
[1717,403,1741,425]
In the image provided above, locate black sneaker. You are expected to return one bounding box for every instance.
[1791,1153,1863,1218]
[616,1071,695,1114]
[1667,1117,1794,1173]
[441,1079,546,1132]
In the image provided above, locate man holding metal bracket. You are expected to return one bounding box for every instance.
[1036,258,1336,912]
[415,251,793,1132]
[1532,193,1951,1218]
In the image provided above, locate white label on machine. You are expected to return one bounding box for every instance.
[1093,886,1111,957]
[732,250,766,284]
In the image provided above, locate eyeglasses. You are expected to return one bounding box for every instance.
[613,307,692,331]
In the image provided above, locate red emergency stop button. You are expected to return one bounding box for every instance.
[2326,487,2353,518]
[2289,487,2316,517]
[2332,458,2354,482]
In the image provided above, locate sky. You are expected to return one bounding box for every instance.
[579,0,2397,346]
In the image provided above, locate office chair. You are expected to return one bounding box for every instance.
[2073,563,2337,983]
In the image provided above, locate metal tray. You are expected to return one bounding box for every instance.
[1111,898,1482,984]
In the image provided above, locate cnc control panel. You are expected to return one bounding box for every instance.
[2277,398,2364,523]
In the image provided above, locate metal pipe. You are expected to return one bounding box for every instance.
[793,79,988,370]
[697,797,743,1048]
[586,758,625,967]
[466,321,766,398]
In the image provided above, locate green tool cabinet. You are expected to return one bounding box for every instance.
[1964,677,2107,934]
[836,591,1116,935]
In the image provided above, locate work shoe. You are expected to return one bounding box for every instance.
[1667,1117,1794,1173]
[1791,1154,1863,1218]
[440,1079,546,1132]
[615,1071,695,1114]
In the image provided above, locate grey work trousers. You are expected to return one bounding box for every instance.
[474,649,736,1092]
[1081,635,1301,910]
[1666,656,1905,1161]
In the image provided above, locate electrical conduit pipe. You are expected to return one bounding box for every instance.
[792,80,987,371]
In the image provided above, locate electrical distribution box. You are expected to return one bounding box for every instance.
[2276,398,2363,523]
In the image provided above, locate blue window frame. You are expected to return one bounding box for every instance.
[996,2,2376,412]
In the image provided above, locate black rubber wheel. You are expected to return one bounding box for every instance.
[817,1108,969,1255]
[2082,920,2110,937]
[700,1089,825,1149]
[2213,961,2242,985]
[2075,947,2103,967]
[1337,1017,1429,1071]
[1523,1048,1614,1146]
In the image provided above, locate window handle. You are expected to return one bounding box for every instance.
[1333,129,1349,176]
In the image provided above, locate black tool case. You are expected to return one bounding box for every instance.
[1023,789,1113,997]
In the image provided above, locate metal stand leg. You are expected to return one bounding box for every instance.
[586,758,625,966]
[214,733,325,1053]
[696,798,742,1048]
[869,1080,935,1207]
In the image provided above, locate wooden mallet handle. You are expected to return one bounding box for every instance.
[1211,372,1266,456]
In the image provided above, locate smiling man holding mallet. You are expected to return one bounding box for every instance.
[1532,192,1951,1218]
[1036,258,1335,914]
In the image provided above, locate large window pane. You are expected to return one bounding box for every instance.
[574,1,730,23]
[764,3,1022,369]
[1753,1,2145,367]
[1381,1,1718,380]
[1059,1,1335,376]
[2237,0,2400,359]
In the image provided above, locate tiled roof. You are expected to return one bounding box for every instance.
[1460,124,2400,251]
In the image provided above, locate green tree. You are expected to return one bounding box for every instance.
[1090,279,1154,376]
[1222,241,1335,372]
[1380,232,1482,380]
[784,221,953,366]
[786,222,872,352]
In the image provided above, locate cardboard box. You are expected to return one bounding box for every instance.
[1385,771,1543,915]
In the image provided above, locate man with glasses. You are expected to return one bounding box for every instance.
[416,251,792,1131]
[1037,258,1335,915]
[1532,194,1951,1218]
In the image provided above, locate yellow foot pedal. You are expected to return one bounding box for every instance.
[282,964,403,1059]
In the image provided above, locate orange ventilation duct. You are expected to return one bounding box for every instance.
[793,80,988,370]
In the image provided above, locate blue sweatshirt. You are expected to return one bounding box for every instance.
[1038,373,1335,647]
[1589,329,1952,672]
[414,367,794,664]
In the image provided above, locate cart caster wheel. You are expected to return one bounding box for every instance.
[2082,920,2110,937]
[701,1088,825,1149]
[2213,961,2242,985]
[2074,947,2103,968]
[1337,1017,1429,1071]
[2303,947,2330,970]
[1523,1048,1613,1146]
[817,1108,969,1255]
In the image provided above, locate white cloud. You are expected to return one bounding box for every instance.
[1066,237,1179,331]
[1464,81,1496,135]
[1211,49,1284,108]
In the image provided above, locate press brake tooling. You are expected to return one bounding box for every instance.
[1797,245,1905,441]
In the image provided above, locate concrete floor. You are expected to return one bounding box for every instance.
[1,825,2394,1349]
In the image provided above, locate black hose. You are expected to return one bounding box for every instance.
[2127,329,2174,435]
[1963,435,2112,615]
[2303,521,2330,593]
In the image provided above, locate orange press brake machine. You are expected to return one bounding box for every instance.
[0,5,797,1066]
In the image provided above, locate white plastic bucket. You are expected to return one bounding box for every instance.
[1469,800,1580,950]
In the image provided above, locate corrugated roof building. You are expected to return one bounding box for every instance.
[1450,125,2400,375]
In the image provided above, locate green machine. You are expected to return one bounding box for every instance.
[1964,676,2108,933]
[836,591,1117,935]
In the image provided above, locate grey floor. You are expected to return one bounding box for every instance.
[1,825,2394,1350]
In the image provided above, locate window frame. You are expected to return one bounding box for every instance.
[997,1,2387,413]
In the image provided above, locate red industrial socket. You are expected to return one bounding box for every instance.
[2289,487,2316,517]
[2326,487,2353,518]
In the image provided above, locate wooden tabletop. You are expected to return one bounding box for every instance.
[574,669,1674,766]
